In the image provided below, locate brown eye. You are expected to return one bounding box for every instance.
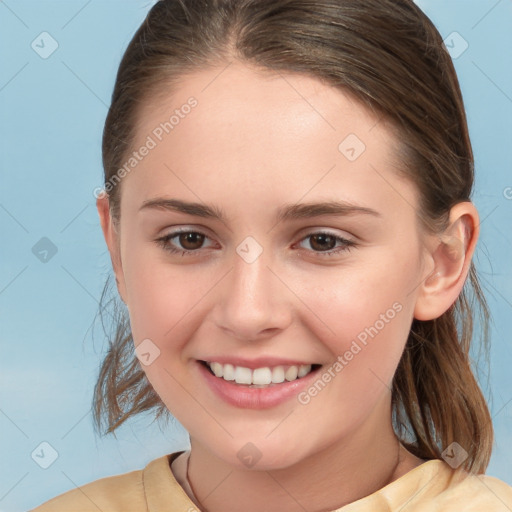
[155,230,213,256]
[178,232,205,250]
[308,233,337,251]
[297,231,356,257]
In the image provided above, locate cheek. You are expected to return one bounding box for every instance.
[302,262,408,332]
[121,253,212,414]
[297,258,415,389]
[121,238,206,342]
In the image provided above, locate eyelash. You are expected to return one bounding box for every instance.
[155,229,356,258]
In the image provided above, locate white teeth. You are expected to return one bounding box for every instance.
[298,364,312,378]
[223,364,235,381]
[253,367,272,385]
[206,362,315,386]
[285,365,298,381]
[210,362,223,378]
[234,366,252,385]
[271,366,285,383]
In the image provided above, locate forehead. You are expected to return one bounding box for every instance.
[137,62,384,150]
[124,62,418,223]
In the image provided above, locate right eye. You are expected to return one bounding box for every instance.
[155,229,215,256]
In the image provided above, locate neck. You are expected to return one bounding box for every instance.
[182,401,423,512]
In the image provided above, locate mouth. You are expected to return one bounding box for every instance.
[199,360,323,388]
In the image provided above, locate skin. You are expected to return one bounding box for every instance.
[97,61,479,512]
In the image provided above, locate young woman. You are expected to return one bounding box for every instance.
[32,0,512,510]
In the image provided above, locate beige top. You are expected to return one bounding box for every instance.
[30,451,512,511]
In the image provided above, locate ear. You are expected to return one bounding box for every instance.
[413,201,479,321]
[96,195,128,305]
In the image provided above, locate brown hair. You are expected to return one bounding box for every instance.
[93,0,493,473]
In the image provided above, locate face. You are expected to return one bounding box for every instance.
[106,62,432,470]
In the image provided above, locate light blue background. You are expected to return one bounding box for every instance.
[0,1,511,510]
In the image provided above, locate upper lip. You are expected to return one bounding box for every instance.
[199,357,321,369]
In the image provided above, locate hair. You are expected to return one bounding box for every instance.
[93,0,493,474]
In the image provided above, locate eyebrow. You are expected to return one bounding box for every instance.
[139,197,381,222]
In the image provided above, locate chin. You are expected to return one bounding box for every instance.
[212,438,312,472]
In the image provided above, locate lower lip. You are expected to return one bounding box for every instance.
[196,361,322,409]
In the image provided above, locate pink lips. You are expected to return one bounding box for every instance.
[196,360,322,409]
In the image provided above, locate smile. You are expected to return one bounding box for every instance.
[202,361,321,387]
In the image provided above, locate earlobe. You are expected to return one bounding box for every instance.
[96,196,127,304]
[413,202,479,321]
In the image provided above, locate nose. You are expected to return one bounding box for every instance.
[212,244,292,342]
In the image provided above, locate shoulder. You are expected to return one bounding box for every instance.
[432,469,512,511]
[402,460,512,512]
[29,454,175,512]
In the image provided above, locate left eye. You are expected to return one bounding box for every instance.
[296,232,356,256]
[155,230,356,257]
